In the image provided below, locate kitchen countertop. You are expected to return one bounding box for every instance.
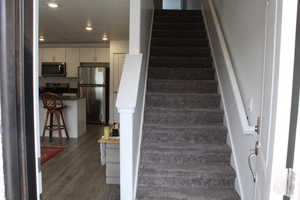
[98,137,120,144]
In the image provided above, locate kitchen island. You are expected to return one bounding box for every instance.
[40,97,87,140]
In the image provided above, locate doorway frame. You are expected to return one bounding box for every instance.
[0,0,39,199]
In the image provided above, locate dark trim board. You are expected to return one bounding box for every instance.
[0,0,37,199]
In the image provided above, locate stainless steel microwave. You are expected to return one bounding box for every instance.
[41,62,66,77]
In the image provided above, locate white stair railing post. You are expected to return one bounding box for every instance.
[118,108,135,200]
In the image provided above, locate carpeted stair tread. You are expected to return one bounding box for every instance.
[152,38,209,47]
[137,186,240,200]
[139,163,235,175]
[146,93,220,109]
[143,123,227,129]
[144,107,223,126]
[153,22,205,30]
[143,125,227,144]
[151,46,210,57]
[154,16,203,23]
[141,143,231,165]
[145,106,222,112]
[147,79,218,93]
[150,56,212,67]
[138,164,235,189]
[144,108,223,126]
[155,9,202,16]
[152,30,207,38]
[148,67,215,80]
[142,143,231,152]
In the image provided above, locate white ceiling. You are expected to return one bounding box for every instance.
[39,0,129,43]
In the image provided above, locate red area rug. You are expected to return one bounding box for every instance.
[41,146,64,165]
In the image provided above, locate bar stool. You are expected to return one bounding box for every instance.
[41,92,69,145]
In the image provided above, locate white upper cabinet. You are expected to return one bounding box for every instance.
[54,48,66,62]
[95,48,109,62]
[79,48,109,63]
[42,48,66,62]
[66,48,80,77]
[79,48,97,62]
[39,47,109,77]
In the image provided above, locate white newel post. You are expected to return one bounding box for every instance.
[118,108,135,200]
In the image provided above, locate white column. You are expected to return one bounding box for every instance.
[119,108,135,200]
[129,0,141,54]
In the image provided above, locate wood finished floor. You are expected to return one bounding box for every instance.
[42,125,120,200]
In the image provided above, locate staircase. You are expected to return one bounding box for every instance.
[136,10,240,200]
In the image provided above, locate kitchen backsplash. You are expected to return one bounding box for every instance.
[39,77,78,88]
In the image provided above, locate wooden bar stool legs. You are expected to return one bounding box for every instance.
[59,110,69,139]
[42,110,69,145]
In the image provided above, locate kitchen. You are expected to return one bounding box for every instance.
[38,0,129,199]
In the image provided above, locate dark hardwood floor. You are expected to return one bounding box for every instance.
[42,125,120,200]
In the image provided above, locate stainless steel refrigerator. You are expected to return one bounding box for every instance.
[78,63,109,124]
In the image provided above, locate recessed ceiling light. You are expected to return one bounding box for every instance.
[85,26,93,31]
[102,33,109,41]
[39,36,45,42]
[48,2,59,8]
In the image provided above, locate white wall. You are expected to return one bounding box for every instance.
[202,3,256,198]
[202,0,266,199]
[186,0,202,10]
[213,0,266,125]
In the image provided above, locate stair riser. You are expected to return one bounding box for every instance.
[154,16,203,23]
[146,94,220,109]
[144,110,223,126]
[152,38,209,47]
[142,130,227,144]
[148,68,215,80]
[152,31,207,38]
[151,47,210,57]
[153,24,205,31]
[138,176,235,189]
[147,80,218,93]
[141,152,231,165]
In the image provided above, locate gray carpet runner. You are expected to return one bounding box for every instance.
[136,10,240,200]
